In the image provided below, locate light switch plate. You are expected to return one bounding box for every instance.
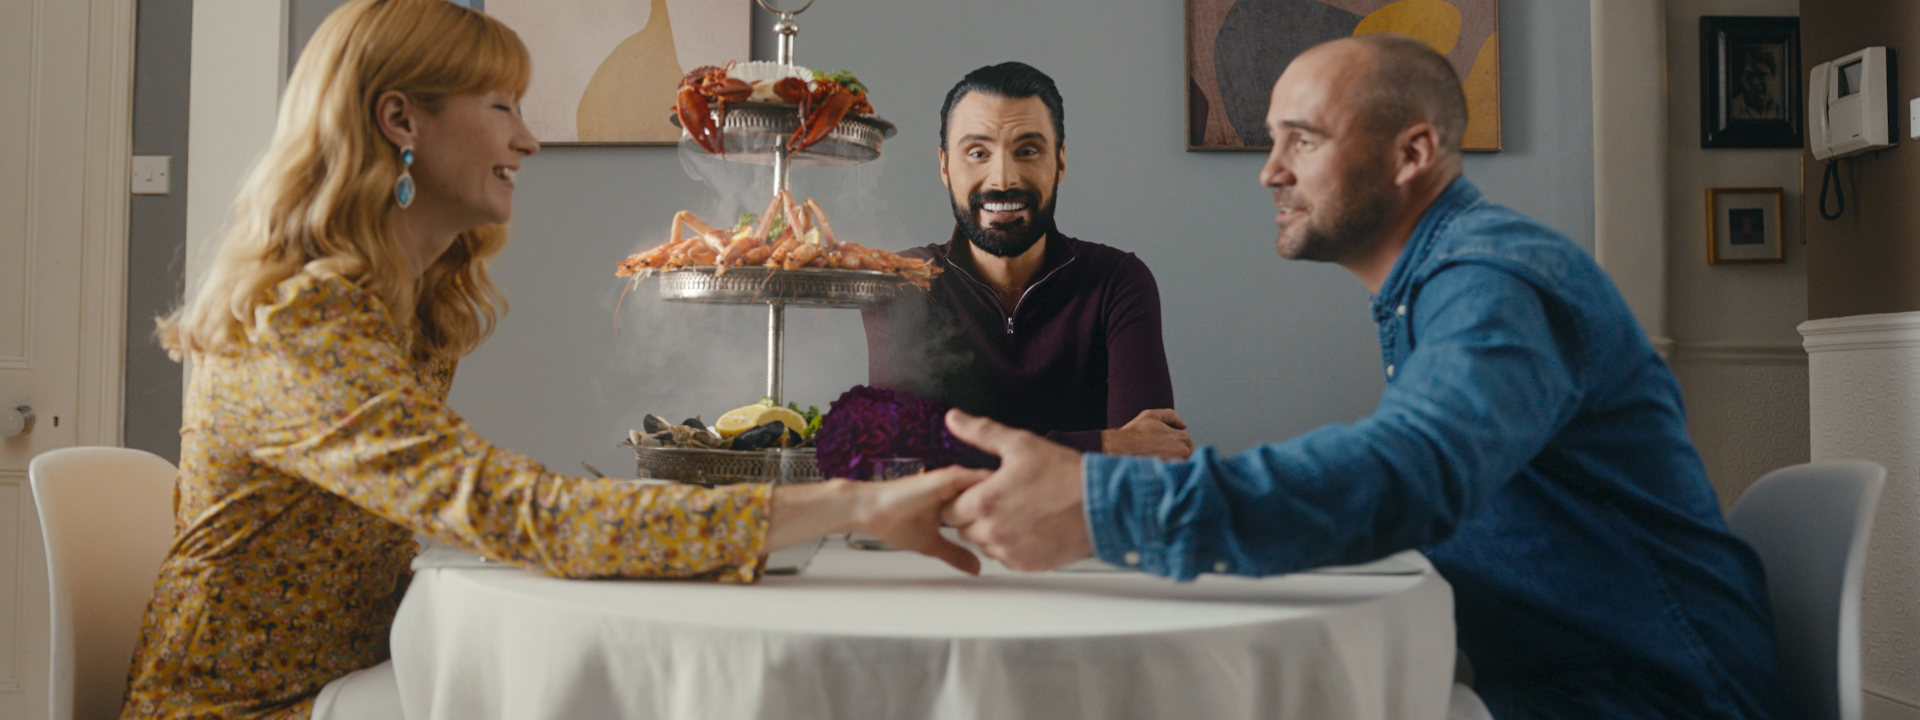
[131,155,170,195]
[1910,98,1920,139]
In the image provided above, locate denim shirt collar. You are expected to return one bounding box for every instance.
[1370,176,1483,323]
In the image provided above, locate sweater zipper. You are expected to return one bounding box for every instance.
[1006,258,1074,334]
[943,248,1076,336]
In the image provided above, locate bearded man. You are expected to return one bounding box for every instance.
[862,62,1192,460]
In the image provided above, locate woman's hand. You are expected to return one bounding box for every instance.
[852,466,991,575]
[766,467,990,575]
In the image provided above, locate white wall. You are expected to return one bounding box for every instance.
[1804,315,1920,720]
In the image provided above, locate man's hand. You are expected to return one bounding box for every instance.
[855,466,991,575]
[941,409,1093,571]
[1101,408,1193,460]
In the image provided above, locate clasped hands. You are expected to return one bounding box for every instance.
[856,408,1186,575]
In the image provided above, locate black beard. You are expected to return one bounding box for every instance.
[952,187,1056,258]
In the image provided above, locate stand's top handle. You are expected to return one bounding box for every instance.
[754,0,814,14]
[755,0,813,66]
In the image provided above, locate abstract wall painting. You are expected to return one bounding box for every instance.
[488,0,748,144]
[1186,0,1502,151]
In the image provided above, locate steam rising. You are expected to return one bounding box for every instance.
[597,147,915,435]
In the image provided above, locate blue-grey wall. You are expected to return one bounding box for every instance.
[244,0,1593,476]
[124,0,192,463]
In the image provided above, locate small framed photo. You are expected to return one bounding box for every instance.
[1706,187,1785,264]
[1700,16,1802,148]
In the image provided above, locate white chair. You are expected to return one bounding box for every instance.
[1726,459,1885,720]
[28,447,178,720]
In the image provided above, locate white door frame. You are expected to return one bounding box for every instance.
[77,0,137,448]
[1590,0,1671,353]
[184,0,289,307]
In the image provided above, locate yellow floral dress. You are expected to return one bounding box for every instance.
[121,271,772,720]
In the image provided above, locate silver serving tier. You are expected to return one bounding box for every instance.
[633,445,823,486]
[656,266,904,309]
[674,103,896,166]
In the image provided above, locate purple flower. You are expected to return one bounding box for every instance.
[815,385,969,480]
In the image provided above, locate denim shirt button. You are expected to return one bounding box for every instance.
[1213,561,1229,573]
[1387,365,1396,378]
[1123,551,1142,566]
[1396,304,1407,316]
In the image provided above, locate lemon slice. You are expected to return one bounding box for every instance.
[715,404,771,439]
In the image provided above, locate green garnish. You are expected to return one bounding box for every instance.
[766,211,787,240]
[735,213,757,234]
[813,70,868,96]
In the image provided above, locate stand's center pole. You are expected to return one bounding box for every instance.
[756,0,811,65]
[766,144,791,405]
[755,0,809,405]
[766,302,786,403]
[775,15,799,66]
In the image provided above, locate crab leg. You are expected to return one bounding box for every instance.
[780,190,810,239]
[750,192,784,242]
[672,210,722,244]
[803,198,838,249]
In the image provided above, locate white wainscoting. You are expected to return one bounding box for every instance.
[1803,312,1920,716]
[1667,342,1809,510]
[0,470,49,717]
[0,474,22,693]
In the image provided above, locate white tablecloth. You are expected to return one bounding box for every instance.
[390,540,1455,720]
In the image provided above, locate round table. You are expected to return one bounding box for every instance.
[390,539,1455,720]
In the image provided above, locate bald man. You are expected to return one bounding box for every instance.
[940,35,1790,720]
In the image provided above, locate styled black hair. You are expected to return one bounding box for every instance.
[937,62,1065,150]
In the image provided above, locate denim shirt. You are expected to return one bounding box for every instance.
[1084,178,1789,718]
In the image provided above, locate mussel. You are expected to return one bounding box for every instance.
[729,420,788,451]
[642,414,673,434]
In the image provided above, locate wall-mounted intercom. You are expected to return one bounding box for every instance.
[1808,46,1897,160]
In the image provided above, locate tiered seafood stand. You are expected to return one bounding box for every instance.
[634,0,900,485]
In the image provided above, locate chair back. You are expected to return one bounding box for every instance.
[28,447,178,720]
[1726,459,1884,720]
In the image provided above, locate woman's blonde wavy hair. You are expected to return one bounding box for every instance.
[159,0,530,362]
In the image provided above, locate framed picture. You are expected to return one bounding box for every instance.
[1184,0,1502,152]
[1706,187,1785,264]
[1700,16,1802,149]
[487,0,749,144]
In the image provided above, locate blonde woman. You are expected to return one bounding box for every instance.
[126,1,984,718]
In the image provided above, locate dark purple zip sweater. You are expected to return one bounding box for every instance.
[862,229,1174,452]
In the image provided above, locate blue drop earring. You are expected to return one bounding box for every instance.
[394,145,416,209]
